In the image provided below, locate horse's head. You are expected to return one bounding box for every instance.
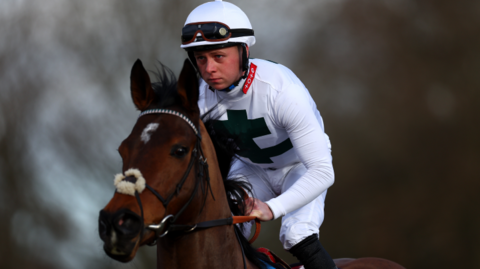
[98,59,207,262]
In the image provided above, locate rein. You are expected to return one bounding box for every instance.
[115,108,260,268]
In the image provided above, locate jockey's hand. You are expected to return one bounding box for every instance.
[245,197,273,221]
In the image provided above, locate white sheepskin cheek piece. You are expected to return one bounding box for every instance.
[113,168,146,196]
[116,181,136,196]
[114,173,125,185]
[125,168,146,194]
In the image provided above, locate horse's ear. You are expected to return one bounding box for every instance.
[130,59,154,111]
[177,59,199,112]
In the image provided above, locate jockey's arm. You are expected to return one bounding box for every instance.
[264,84,335,220]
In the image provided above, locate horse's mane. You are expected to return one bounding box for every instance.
[203,110,282,269]
[150,64,280,269]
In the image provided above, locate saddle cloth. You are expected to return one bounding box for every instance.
[257,247,293,269]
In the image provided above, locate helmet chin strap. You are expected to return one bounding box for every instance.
[211,68,247,92]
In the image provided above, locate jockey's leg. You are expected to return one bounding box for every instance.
[278,163,336,269]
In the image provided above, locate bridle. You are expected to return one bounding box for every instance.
[115,108,260,269]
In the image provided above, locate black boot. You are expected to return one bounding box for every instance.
[289,234,337,269]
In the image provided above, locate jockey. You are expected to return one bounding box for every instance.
[181,1,336,269]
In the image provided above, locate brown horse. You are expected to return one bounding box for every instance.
[98,59,406,269]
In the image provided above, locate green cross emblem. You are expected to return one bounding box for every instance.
[212,110,293,164]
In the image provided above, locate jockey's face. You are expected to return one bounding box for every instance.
[193,46,246,90]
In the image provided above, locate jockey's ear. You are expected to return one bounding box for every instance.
[177,58,200,117]
[130,59,154,111]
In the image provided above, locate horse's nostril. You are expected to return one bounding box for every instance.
[118,215,133,229]
[114,211,142,236]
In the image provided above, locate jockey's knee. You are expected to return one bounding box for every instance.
[279,195,325,250]
[280,220,320,250]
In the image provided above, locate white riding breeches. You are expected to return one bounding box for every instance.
[229,159,327,250]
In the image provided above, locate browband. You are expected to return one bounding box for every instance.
[139,109,199,137]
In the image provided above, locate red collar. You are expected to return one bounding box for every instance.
[242,63,257,94]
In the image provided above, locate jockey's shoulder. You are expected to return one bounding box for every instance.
[250,58,300,89]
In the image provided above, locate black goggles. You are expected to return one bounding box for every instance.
[181,22,254,45]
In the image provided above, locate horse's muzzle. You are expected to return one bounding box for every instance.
[98,209,143,262]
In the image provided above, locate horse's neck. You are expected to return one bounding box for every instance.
[156,225,245,268]
[155,186,256,269]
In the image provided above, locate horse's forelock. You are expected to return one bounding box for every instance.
[149,63,182,109]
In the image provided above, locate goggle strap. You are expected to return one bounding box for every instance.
[229,29,254,37]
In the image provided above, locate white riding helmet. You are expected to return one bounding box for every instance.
[180,0,255,51]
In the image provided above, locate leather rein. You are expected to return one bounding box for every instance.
[118,108,260,268]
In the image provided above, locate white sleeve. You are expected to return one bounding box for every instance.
[265,85,334,219]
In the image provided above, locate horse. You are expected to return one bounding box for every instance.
[98,59,406,269]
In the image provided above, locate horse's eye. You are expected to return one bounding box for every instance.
[171,146,188,158]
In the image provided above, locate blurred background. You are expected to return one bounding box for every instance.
[1,0,479,268]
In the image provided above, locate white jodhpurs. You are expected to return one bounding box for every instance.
[229,159,327,250]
